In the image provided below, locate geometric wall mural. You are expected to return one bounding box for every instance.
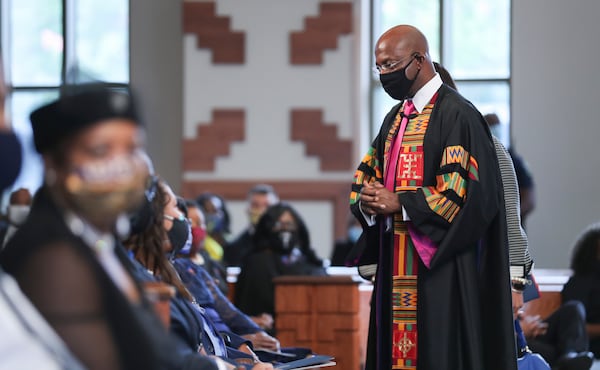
[182,109,245,171]
[182,0,359,242]
[291,108,353,171]
[290,2,353,64]
[183,1,245,64]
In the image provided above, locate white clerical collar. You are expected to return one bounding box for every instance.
[411,73,442,113]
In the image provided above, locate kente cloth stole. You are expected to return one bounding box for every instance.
[383,95,437,369]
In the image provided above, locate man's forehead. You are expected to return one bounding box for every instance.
[377,33,410,50]
[250,193,270,204]
[375,39,411,60]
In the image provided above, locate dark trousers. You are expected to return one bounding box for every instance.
[527,300,589,365]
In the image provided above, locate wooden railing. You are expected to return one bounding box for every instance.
[521,269,571,320]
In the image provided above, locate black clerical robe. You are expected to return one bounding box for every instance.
[350,84,517,370]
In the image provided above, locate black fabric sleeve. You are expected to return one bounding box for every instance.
[561,276,592,308]
[14,242,122,370]
[399,96,501,268]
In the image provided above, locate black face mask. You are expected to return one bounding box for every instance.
[167,216,192,259]
[270,230,298,254]
[379,56,419,100]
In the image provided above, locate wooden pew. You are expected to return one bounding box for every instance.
[226,266,241,302]
[521,269,571,320]
[274,274,372,370]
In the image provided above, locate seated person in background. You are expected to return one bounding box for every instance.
[197,192,232,262]
[234,203,326,332]
[178,198,229,296]
[1,187,32,247]
[330,213,362,266]
[226,184,279,267]
[562,223,600,359]
[124,177,273,370]
[0,85,169,370]
[173,199,280,352]
[519,300,593,370]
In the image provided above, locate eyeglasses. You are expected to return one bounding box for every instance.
[274,221,297,231]
[373,54,418,75]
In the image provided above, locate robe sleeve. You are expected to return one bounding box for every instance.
[347,136,386,269]
[349,104,401,228]
[399,99,501,269]
[349,142,383,228]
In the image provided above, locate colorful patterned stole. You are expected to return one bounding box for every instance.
[383,94,438,369]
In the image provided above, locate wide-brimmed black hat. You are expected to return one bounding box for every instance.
[30,84,141,154]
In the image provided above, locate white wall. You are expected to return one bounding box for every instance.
[512,0,600,268]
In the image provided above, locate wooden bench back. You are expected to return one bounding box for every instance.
[521,269,571,320]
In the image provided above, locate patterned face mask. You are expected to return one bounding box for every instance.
[64,153,148,228]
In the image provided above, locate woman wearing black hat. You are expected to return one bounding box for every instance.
[0,85,176,370]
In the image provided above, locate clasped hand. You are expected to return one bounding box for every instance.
[359,181,401,215]
[518,314,548,338]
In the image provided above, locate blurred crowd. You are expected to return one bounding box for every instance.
[0,84,334,370]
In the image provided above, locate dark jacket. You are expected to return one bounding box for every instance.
[1,187,169,370]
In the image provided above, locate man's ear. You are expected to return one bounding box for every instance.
[415,54,426,64]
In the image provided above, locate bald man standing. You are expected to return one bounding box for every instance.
[350,25,516,370]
